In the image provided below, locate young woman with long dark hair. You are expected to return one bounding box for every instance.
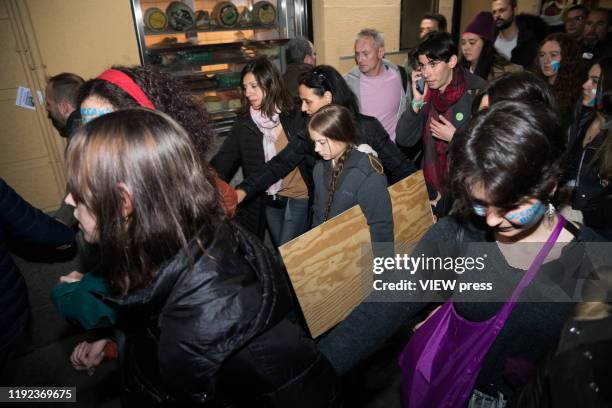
[211,57,310,246]
[533,32,583,120]
[65,109,340,406]
[570,56,612,238]
[53,65,237,330]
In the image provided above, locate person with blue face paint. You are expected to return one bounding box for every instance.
[318,99,609,405]
[52,66,239,335]
[394,100,608,406]
[534,32,584,125]
[563,60,607,193]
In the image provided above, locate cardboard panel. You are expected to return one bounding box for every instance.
[280,170,433,337]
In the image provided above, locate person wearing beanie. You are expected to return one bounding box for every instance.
[460,11,523,81]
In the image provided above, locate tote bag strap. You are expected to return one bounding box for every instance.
[500,215,566,319]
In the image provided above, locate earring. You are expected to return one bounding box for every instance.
[546,202,556,225]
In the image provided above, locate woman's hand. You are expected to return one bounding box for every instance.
[430,115,456,142]
[59,271,84,283]
[70,339,109,375]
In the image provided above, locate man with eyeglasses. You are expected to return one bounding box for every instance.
[580,8,612,62]
[396,32,486,203]
[564,5,588,39]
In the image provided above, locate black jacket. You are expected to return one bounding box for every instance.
[106,221,340,407]
[0,179,74,361]
[572,132,612,239]
[563,101,596,185]
[502,14,548,69]
[236,113,416,201]
[283,63,312,99]
[211,108,310,239]
[512,314,612,408]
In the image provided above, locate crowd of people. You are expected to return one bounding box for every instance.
[2,1,612,407]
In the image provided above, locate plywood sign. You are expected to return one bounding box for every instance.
[279,170,434,338]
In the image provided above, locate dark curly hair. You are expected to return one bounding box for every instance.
[299,65,360,116]
[78,65,212,158]
[532,33,583,117]
[449,100,565,218]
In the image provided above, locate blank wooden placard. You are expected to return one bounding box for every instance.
[279,170,434,338]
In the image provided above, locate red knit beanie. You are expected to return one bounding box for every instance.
[464,12,495,42]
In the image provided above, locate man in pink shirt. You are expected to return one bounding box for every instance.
[345,28,408,142]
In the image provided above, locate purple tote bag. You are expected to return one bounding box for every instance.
[399,216,566,407]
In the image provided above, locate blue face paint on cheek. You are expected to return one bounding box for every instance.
[473,204,487,217]
[551,60,561,73]
[80,107,113,123]
[505,200,545,225]
[588,88,597,107]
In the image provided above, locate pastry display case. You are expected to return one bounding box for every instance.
[131,0,308,136]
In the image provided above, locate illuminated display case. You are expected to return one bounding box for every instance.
[131,0,308,136]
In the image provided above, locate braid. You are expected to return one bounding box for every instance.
[324,148,352,221]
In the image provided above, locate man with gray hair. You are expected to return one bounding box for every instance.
[345,28,407,142]
[283,37,316,98]
[45,72,84,138]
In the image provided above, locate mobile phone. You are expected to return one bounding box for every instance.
[416,77,426,94]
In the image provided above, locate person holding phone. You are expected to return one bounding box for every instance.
[396,32,486,200]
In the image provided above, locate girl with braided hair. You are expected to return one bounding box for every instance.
[309,104,393,244]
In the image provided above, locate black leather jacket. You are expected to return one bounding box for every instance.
[104,221,340,406]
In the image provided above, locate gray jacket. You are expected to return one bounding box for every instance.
[395,68,487,148]
[344,59,407,125]
[312,150,393,244]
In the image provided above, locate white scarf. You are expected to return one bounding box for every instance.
[250,106,282,195]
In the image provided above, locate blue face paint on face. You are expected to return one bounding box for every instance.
[505,200,545,226]
[472,204,487,217]
[588,88,597,107]
[551,60,561,73]
[80,107,113,123]
[472,199,546,229]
